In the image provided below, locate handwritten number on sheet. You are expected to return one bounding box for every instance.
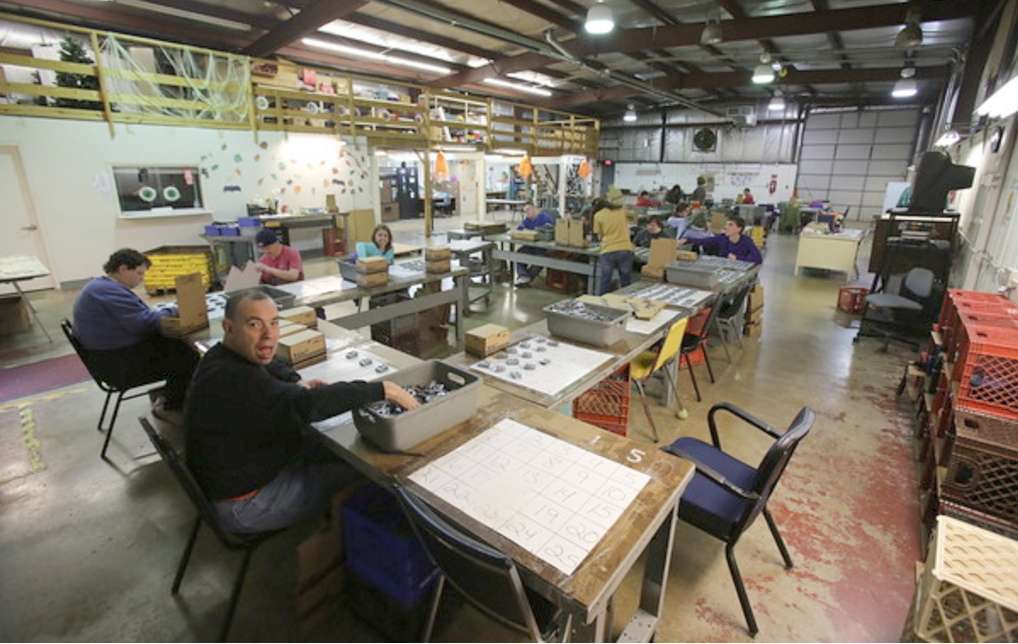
[627,448,645,463]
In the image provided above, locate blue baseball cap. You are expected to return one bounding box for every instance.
[255,229,279,247]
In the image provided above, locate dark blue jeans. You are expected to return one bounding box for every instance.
[517,246,547,278]
[597,250,634,295]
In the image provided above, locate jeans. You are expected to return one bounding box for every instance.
[214,441,360,534]
[88,334,199,408]
[517,246,546,278]
[597,250,634,295]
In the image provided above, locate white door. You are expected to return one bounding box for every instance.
[0,146,55,292]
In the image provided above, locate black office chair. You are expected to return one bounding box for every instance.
[661,403,815,636]
[856,267,938,350]
[139,417,284,642]
[61,319,164,461]
[681,301,722,402]
[714,283,755,362]
[395,486,573,643]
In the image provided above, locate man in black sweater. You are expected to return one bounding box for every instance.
[184,290,418,534]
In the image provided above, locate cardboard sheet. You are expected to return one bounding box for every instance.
[625,308,681,335]
[409,419,650,575]
[629,283,713,309]
[224,261,261,292]
[469,335,612,398]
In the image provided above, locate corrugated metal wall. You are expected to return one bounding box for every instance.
[797,108,920,220]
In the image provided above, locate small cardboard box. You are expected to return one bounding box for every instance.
[641,265,665,280]
[465,323,510,357]
[567,219,587,248]
[276,329,326,365]
[356,271,389,288]
[426,259,451,274]
[159,273,209,336]
[425,246,451,261]
[511,229,539,241]
[355,256,389,274]
[555,219,569,245]
[676,250,698,262]
[279,305,317,328]
[278,320,306,338]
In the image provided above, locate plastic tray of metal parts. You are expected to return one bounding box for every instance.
[665,263,722,290]
[627,283,714,309]
[337,257,360,283]
[232,284,295,310]
[543,299,629,347]
[352,360,480,452]
[694,255,756,272]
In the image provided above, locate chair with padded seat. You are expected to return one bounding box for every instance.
[62,319,164,461]
[395,485,573,643]
[714,283,755,363]
[855,267,936,350]
[680,303,721,402]
[139,417,285,642]
[661,403,815,636]
[629,317,690,442]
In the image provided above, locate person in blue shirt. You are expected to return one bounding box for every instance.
[680,215,763,264]
[515,204,555,287]
[666,202,690,239]
[72,248,200,421]
[355,224,396,264]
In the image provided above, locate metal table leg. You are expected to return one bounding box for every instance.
[618,501,678,642]
[455,275,467,349]
[13,281,52,343]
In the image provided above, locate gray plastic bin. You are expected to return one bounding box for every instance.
[352,360,480,452]
[337,256,359,283]
[543,299,629,347]
[665,263,722,290]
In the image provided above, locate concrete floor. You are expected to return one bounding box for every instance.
[0,224,920,642]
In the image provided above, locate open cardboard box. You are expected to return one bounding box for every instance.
[159,273,209,336]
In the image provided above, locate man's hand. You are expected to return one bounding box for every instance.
[677,238,689,246]
[727,253,737,260]
[300,378,326,389]
[254,262,272,274]
[383,381,420,411]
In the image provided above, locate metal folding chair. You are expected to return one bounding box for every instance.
[629,317,690,442]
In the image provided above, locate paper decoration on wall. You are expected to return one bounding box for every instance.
[258,178,264,185]
[200,154,208,162]
[294,185,302,193]
[358,187,363,192]
[254,154,260,162]
[259,141,268,149]
[332,168,338,174]
[278,162,286,170]
[286,179,293,185]
[578,159,591,178]
[271,173,278,180]
[223,185,242,192]
[332,179,344,186]
[91,172,112,194]
[137,185,157,202]
[211,164,219,171]
[163,186,181,202]
[201,168,210,179]
[323,179,329,187]
[233,154,242,163]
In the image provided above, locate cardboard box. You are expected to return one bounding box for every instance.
[425,246,451,261]
[159,273,209,336]
[465,323,510,357]
[380,203,398,222]
[511,229,539,241]
[676,250,698,262]
[426,259,451,274]
[276,329,326,365]
[356,256,389,274]
[279,305,317,328]
[0,295,31,336]
[278,320,306,338]
[648,238,678,268]
[568,219,587,247]
[356,271,389,288]
[641,265,665,280]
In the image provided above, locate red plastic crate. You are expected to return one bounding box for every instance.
[837,286,869,314]
[942,437,1018,531]
[573,365,630,437]
[950,310,1018,359]
[955,325,1018,420]
[941,291,1012,351]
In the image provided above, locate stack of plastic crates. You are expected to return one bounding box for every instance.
[143,245,214,294]
[572,365,631,436]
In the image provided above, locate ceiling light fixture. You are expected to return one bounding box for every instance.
[700,19,722,46]
[976,74,1018,119]
[895,7,923,49]
[892,66,918,98]
[752,65,775,84]
[768,94,785,111]
[934,130,961,147]
[585,2,614,35]
[482,77,552,97]
[301,38,451,74]
[623,104,637,122]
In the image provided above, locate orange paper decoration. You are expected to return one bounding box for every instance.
[518,154,533,179]
[434,151,448,181]
[577,159,591,178]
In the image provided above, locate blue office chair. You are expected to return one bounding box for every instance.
[395,486,573,642]
[662,403,815,636]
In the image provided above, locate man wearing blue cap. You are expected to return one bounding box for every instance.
[255,229,303,285]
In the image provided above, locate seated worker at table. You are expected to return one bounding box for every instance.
[740,187,756,205]
[72,248,199,422]
[184,290,419,534]
[635,191,659,208]
[515,204,555,287]
[255,229,303,285]
[680,215,763,265]
[355,224,395,265]
[633,216,668,247]
[690,176,707,204]
[664,184,684,205]
[666,202,691,239]
[594,187,635,295]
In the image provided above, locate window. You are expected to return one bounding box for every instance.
[113,166,205,217]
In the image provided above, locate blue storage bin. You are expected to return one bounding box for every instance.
[204,224,220,236]
[342,484,438,609]
[219,225,241,237]
[237,217,262,228]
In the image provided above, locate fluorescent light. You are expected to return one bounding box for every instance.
[752,64,775,84]
[768,96,785,111]
[700,22,722,45]
[934,130,961,147]
[436,144,477,152]
[483,77,552,97]
[623,104,637,122]
[492,148,527,157]
[301,37,451,74]
[892,78,918,98]
[976,74,1018,119]
[585,3,614,34]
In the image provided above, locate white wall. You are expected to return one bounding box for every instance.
[607,162,798,203]
[0,117,375,285]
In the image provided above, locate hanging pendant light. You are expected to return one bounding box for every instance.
[585,2,614,34]
[768,94,786,111]
[892,67,918,98]
[623,104,637,122]
[895,8,923,49]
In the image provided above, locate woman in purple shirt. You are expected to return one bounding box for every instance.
[680,215,763,265]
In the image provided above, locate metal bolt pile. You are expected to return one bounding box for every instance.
[547,300,617,322]
[365,380,454,417]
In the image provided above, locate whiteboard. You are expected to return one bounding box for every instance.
[409,419,650,575]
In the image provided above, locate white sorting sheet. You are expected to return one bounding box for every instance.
[409,419,650,575]
[630,283,713,309]
[277,275,348,300]
[297,347,394,384]
[470,335,612,398]
[626,308,681,335]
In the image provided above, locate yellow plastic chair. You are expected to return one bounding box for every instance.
[629,317,690,442]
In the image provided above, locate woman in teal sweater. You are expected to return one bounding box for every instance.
[355,224,395,264]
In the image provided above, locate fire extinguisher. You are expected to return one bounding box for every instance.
[768,174,778,195]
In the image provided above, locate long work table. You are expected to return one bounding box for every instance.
[488,234,603,294]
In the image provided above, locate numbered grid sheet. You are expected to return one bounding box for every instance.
[469,336,612,398]
[409,419,650,575]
